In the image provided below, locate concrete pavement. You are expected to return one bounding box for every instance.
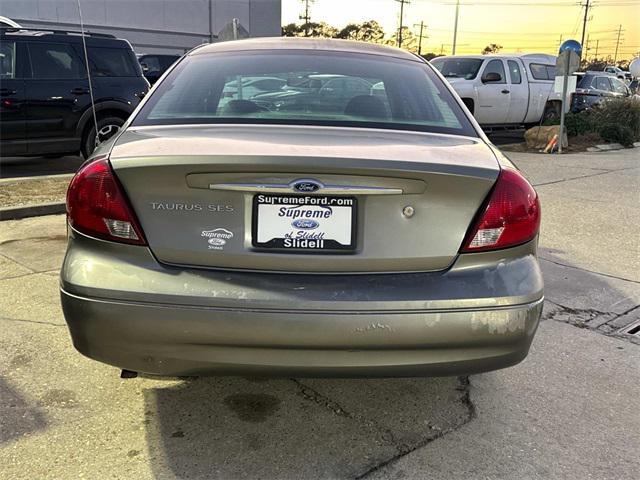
[1,148,639,479]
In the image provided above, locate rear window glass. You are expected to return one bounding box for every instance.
[133,51,477,137]
[88,47,138,77]
[530,63,554,80]
[595,77,611,91]
[430,58,483,80]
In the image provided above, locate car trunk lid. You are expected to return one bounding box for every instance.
[109,124,499,273]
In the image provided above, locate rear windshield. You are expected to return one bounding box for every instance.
[430,58,483,80]
[132,51,477,137]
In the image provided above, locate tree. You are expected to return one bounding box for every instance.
[482,44,503,55]
[385,27,418,52]
[281,21,337,38]
[281,23,300,37]
[336,20,385,43]
[421,52,442,61]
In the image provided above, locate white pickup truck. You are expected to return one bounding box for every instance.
[431,53,562,128]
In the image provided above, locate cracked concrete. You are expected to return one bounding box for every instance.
[1,148,639,479]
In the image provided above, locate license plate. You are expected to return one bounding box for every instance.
[252,194,356,251]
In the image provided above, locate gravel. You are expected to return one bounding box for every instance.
[0,176,70,208]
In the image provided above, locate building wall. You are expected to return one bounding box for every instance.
[0,0,282,54]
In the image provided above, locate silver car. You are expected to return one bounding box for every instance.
[61,38,543,377]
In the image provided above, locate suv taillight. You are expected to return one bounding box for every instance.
[66,156,147,245]
[461,168,540,252]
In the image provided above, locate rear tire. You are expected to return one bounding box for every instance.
[81,116,125,159]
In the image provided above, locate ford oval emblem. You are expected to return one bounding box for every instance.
[292,180,322,193]
[292,219,319,230]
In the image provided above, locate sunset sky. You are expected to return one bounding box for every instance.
[282,0,640,60]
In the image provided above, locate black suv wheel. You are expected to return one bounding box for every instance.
[82,116,125,158]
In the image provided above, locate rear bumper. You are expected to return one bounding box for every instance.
[61,290,542,377]
[60,232,543,377]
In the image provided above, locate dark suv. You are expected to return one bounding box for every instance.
[0,28,149,158]
[571,71,632,113]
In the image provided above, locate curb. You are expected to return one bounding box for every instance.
[0,202,66,221]
[0,173,74,185]
[587,142,640,152]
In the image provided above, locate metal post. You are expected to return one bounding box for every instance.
[558,58,570,154]
[452,0,460,55]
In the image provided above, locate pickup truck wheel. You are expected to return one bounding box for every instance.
[81,116,125,159]
[542,103,560,123]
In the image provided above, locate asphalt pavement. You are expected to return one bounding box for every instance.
[0,156,85,180]
[1,148,638,479]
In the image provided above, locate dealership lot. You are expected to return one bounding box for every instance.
[1,149,639,479]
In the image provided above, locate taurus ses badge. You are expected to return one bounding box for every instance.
[291,179,322,193]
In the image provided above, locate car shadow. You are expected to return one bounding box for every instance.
[143,375,472,479]
[0,377,48,445]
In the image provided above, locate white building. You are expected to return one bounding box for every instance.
[0,0,282,54]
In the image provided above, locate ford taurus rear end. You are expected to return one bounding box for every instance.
[60,38,543,377]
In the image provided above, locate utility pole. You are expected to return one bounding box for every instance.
[395,0,410,48]
[614,24,623,63]
[580,0,590,48]
[558,34,563,49]
[585,34,590,59]
[299,0,314,37]
[414,21,426,56]
[452,0,460,55]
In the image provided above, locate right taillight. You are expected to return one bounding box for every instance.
[66,156,147,245]
[461,168,540,252]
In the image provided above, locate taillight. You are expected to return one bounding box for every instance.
[66,156,147,245]
[461,168,540,252]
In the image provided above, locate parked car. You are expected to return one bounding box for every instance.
[430,53,563,127]
[137,53,180,85]
[251,74,374,112]
[604,66,632,82]
[221,76,287,103]
[61,37,543,378]
[571,71,633,112]
[0,28,149,158]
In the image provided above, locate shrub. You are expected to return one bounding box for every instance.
[598,124,636,147]
[596,97,640,143]
[543,97,640,146]
[564,111,599,136]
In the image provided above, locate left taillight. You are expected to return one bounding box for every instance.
[66,156,147,245]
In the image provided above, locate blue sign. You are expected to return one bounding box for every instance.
[559,40,582,57]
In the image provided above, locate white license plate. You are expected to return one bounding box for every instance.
[252,194,356,251]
